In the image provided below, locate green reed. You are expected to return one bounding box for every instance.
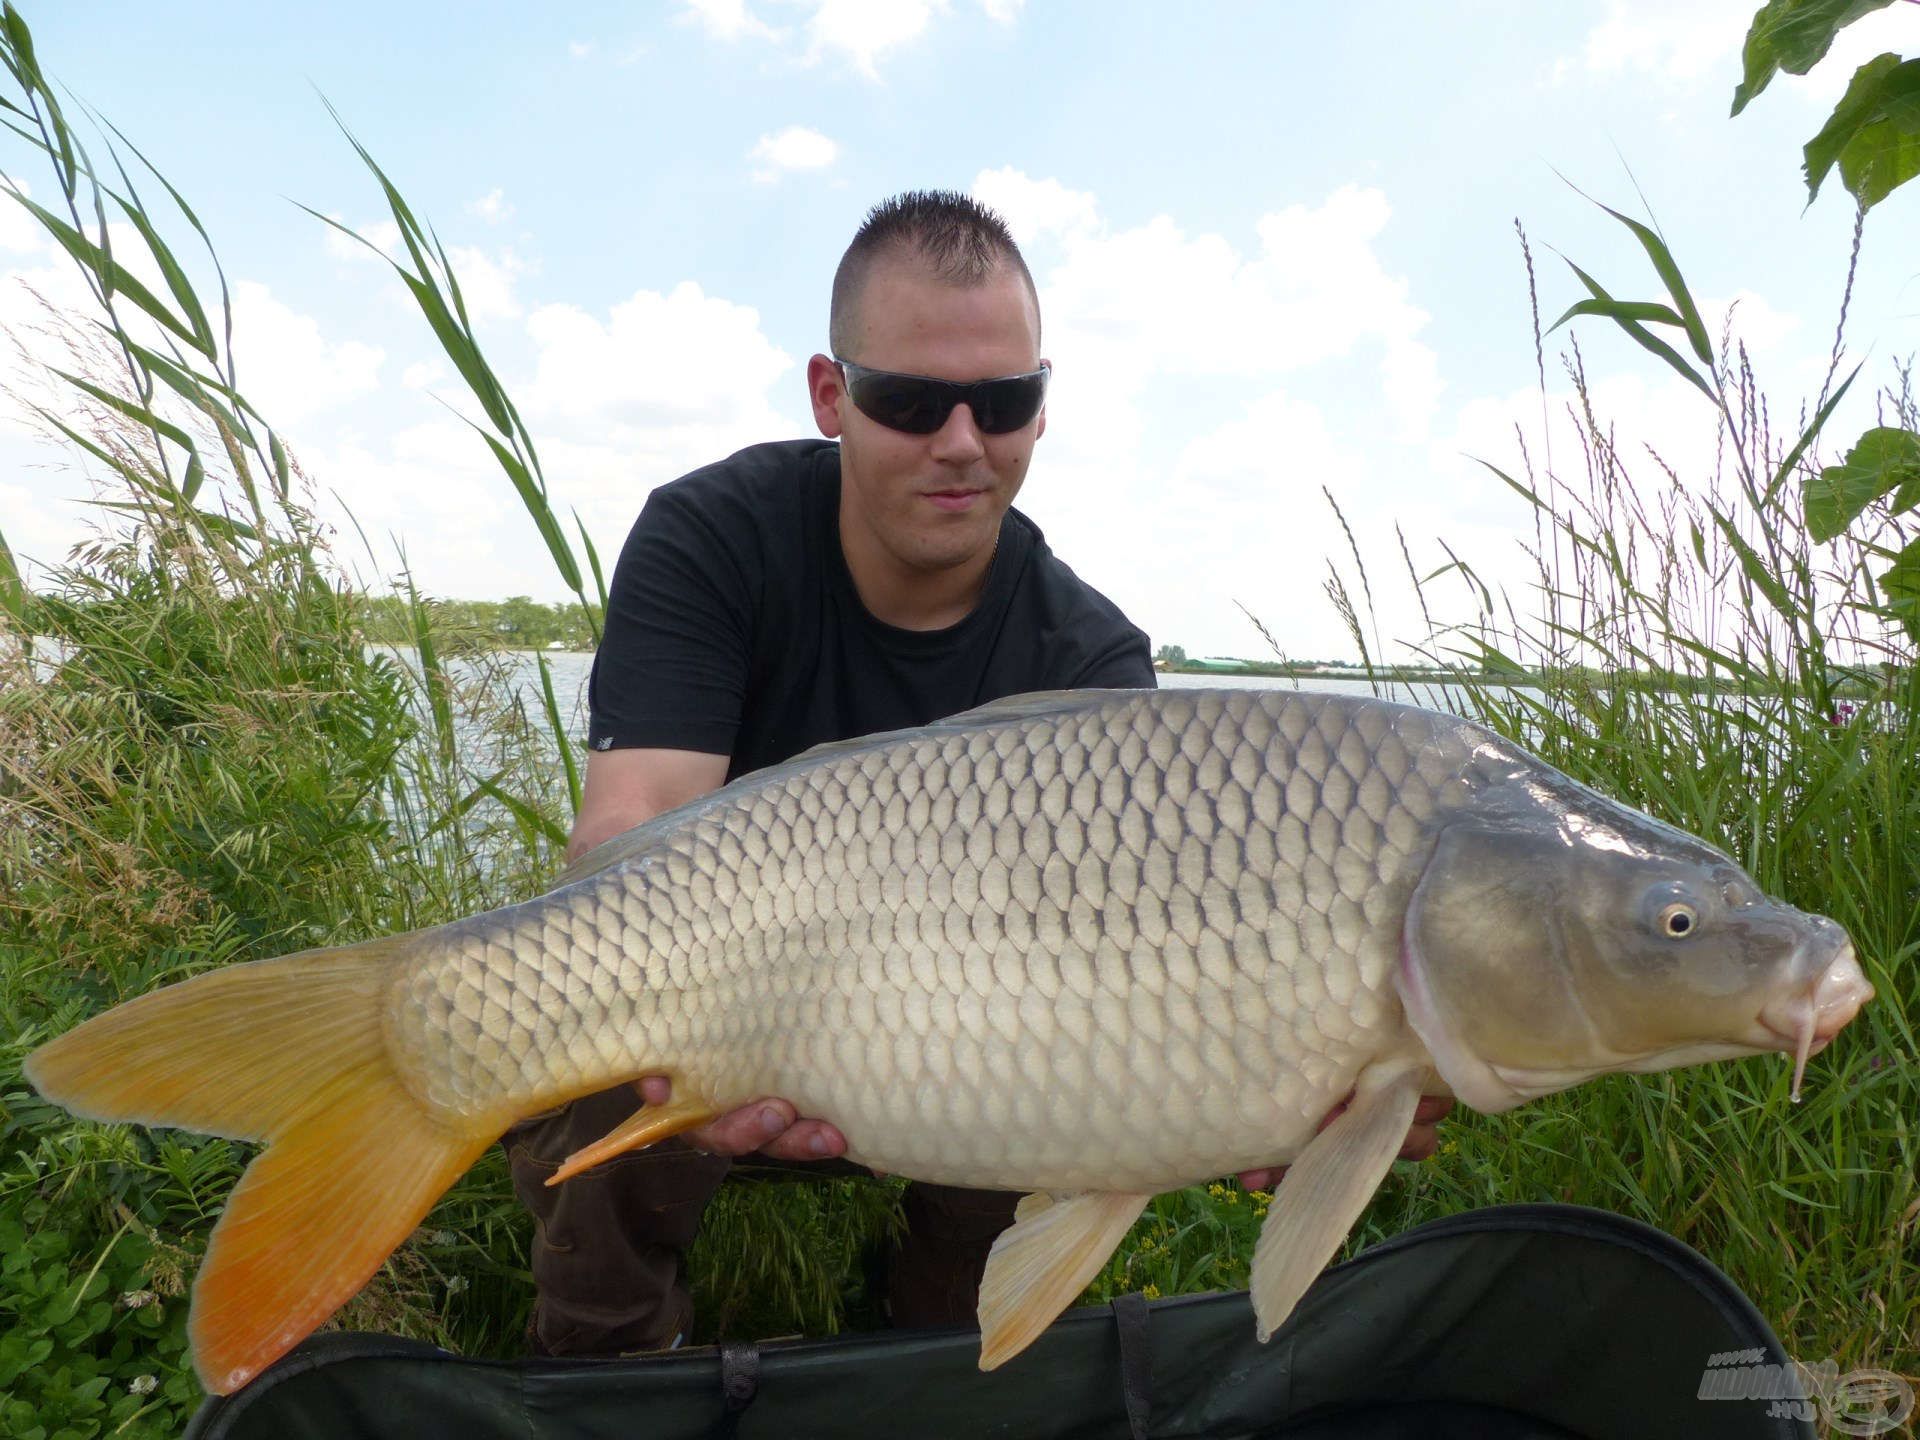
[1303,209,1918,1377]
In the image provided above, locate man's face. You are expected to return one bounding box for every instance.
[809,258,1046,585]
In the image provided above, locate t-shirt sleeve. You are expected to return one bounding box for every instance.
[1068,620,1158,690]
[586,483,756,756]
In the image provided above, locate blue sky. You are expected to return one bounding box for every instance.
[3,0,1917,660]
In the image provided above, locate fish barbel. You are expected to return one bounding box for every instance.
[25,688,1873,1393]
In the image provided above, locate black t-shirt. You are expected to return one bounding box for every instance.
[587,439,1155,780]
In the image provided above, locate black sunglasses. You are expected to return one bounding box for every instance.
[835,359,1050,436]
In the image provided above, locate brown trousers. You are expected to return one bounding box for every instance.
[504,1083,1020,1356]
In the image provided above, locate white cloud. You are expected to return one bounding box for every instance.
[972,168,1099,249]
[0,472,77,580]
[1582,0,1748,83]
[1578,0,1915,101]
[523,279,793,432]
[683,0,1019,78]
[568,39,594,59]
[0,181,47,255]
[749,125,840,181]
[305,420,515,586]
[229,280,384,425]
[402,360,445,390]
[323,215,402,263]
[803,0,945,77]
[468,188,514,225]
[444,246,526,323]
[978,172,1441,434]
[680,0,781,43]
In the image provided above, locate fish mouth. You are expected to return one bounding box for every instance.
[1756,943,1874,1101]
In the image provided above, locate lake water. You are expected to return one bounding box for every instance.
[510,648,1484,746]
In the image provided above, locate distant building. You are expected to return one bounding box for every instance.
[1190,657,1251,673]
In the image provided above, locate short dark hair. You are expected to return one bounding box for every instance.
[829,189,1039,359]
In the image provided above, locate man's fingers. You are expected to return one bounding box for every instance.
[687,1098,798,1156]
[755,1119,849,1162]
[632,1084,849,1161]
[1237,1166,1285,1191]
[635,1075,673,1107]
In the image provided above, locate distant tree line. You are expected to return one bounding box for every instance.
[356,595,603,651]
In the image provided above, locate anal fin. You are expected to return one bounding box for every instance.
[977,1190,1151,1371]
[546,1095,718,1186]
[1251,1068,1423,1342]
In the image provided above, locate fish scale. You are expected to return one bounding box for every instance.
[387,688,1485,1193]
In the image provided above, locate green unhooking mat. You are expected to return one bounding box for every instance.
[184,1204,1817,1439]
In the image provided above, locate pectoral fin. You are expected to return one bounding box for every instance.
[1251,1069,1423,1342]
[545,1095,719,1186]
[977,1190,1151,1371]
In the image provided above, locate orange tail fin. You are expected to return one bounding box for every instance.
[24,936,495,1394]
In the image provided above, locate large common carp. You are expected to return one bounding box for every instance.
[26,688,1872,1394]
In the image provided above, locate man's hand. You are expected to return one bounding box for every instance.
[634,1076,848,1161]
[632,1080,1450,1178]
[1235,1094,1454,1193]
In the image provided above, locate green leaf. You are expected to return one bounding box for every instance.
[48,365,196,452]
[1547,297,1691,332]
[478,430,582,591]
[476,776,570,849]
[403,569,455,767]
[1804,54,1920,207]
[536,652,582,818]
[103,180,215,357]
[1805,426,1920,540]
[1731,0,1899,115]
[268,431,291,499]
[1838,100,1920,208]
[1712,509,1799,622]
[8,193,213,358]
[574,508,608,621]
[1805,53,1905,193]
[0,521,25,632]
[108,330,246,436]
[1881,535,1920,642]
[1589,201,1714,365]
[1766,361,1859,503]
[1557,258,1717,401]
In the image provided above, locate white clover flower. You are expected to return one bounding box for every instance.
[129,1375,157,1396]
[119,1290,157,1310]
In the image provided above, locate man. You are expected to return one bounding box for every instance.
[507,190,1449,1357]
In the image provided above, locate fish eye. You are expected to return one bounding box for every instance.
[1658,902,1698,939]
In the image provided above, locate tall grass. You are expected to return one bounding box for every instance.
[1314,210,1919,1377]
[0,6,1913,1437]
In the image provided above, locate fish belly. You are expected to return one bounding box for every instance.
[393,690,1484,1190]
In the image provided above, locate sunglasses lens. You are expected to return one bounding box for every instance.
[848,372,950,434]
[973,374,1047,434]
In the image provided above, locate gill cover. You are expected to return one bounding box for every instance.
[1397,823,1594,1113]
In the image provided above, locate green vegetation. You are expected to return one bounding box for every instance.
[0,3,1914,1436]
[357,594,602,653]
